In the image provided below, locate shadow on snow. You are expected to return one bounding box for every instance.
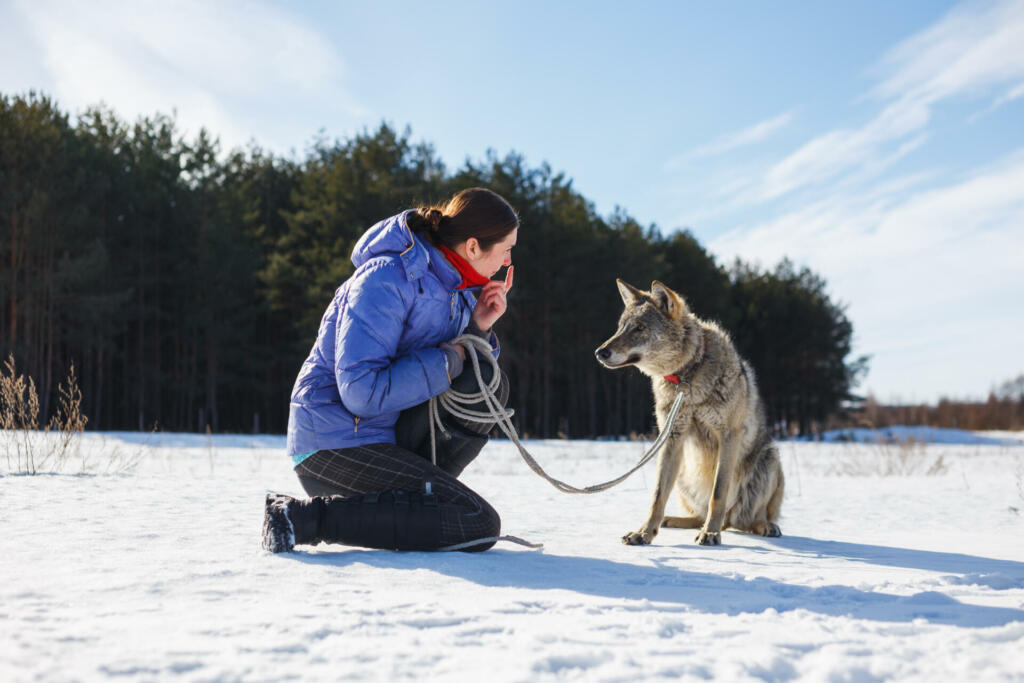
[758,535,1024,579]
[279,534,1024,628]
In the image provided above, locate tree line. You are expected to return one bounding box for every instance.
[857,374,1024,432]
[0,92,866,437]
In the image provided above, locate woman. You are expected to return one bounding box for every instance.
[262,187,518,553]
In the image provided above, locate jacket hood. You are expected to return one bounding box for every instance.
[350,210,460,289]
[351,211,418,268]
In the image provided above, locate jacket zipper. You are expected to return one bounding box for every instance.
[353,416,359,433]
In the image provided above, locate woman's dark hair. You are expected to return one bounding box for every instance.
[408,187,518,251]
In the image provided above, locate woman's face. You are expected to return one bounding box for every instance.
[466,228,517,278]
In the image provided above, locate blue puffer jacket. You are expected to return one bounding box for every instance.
[287,210,499,465]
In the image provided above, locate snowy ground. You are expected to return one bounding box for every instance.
[817,425,1024,446]
[2,431,1024,681]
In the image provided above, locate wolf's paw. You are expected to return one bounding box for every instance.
[622,530,653,546]
[751,521,782,537]
[695,530,721,546]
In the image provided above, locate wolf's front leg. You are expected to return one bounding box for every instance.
[623,439,683,546]
[695,436,738,546]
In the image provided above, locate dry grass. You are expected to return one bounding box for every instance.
[0,355,129,475]
[826,436,949,477]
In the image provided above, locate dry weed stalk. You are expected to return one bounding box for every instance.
[1,355,42,473]
[1,355,89,474]
[871,438,948,476]
[828,431,948,477]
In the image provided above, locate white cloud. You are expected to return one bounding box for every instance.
[872,0,1024,103]
[711,149,1024,401]
[761,97,932,199]
[692,0,1024,400]
[7,0,366,152]
[666,112,794,169]
[991,80,1024,108]
[1002,80,1024,100]
[760,0,1024,201]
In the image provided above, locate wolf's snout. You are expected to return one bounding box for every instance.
[595,347,611,361]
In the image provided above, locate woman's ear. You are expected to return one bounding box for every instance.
[465,237,481,259]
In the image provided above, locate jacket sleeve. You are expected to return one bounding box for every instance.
[335,262,451,417]
[466,316,501,360]
[463,291,500,360]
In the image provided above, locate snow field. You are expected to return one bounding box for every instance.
[1,434,1023,681]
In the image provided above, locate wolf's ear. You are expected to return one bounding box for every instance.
[650,280,688,319]
[616,279,644,306]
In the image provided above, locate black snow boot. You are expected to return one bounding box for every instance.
[318,490,443,551]
[394,346,509,476]
[428,362,508,476]
[262,490,443,552]
[394,394,499,477]
[445,358,510,436]
[261,493,325,553]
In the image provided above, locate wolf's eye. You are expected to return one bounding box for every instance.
[633,323,646,333]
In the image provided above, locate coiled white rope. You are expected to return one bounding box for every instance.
[430,334,687,552]
[429,334,686,495]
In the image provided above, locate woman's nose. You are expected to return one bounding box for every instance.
[504,254,512,266]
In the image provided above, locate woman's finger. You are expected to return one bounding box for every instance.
[504,265,514,292]
[487,284,505,302]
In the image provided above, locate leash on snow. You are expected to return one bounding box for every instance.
[437,534,544,552]
[428,334,688,551]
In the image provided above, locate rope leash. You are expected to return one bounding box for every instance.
[427,334,689,552]
[429,334,686,495]
[438,534,544,552]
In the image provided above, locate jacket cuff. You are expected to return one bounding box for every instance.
[467,319,500,356]
[467,318,487,338]
[442,345,464,380]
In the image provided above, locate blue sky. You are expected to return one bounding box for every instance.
[2,0,1022,403]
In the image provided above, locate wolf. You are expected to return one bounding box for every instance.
[595,279,784,546]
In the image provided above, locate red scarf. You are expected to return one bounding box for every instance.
[438,244,489,289]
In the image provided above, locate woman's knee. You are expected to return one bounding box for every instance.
[458,508,501,553]
[480,499,502,539]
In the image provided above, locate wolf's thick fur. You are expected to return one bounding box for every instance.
[595,279,784,546]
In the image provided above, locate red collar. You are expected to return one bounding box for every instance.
[438,244,489,289]
[664,339,706,385]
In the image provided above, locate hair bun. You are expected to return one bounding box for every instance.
[425,208,444,232]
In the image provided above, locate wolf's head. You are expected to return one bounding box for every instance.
[594,279,702,377]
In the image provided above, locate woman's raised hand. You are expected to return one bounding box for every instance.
[471,265,514,332]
